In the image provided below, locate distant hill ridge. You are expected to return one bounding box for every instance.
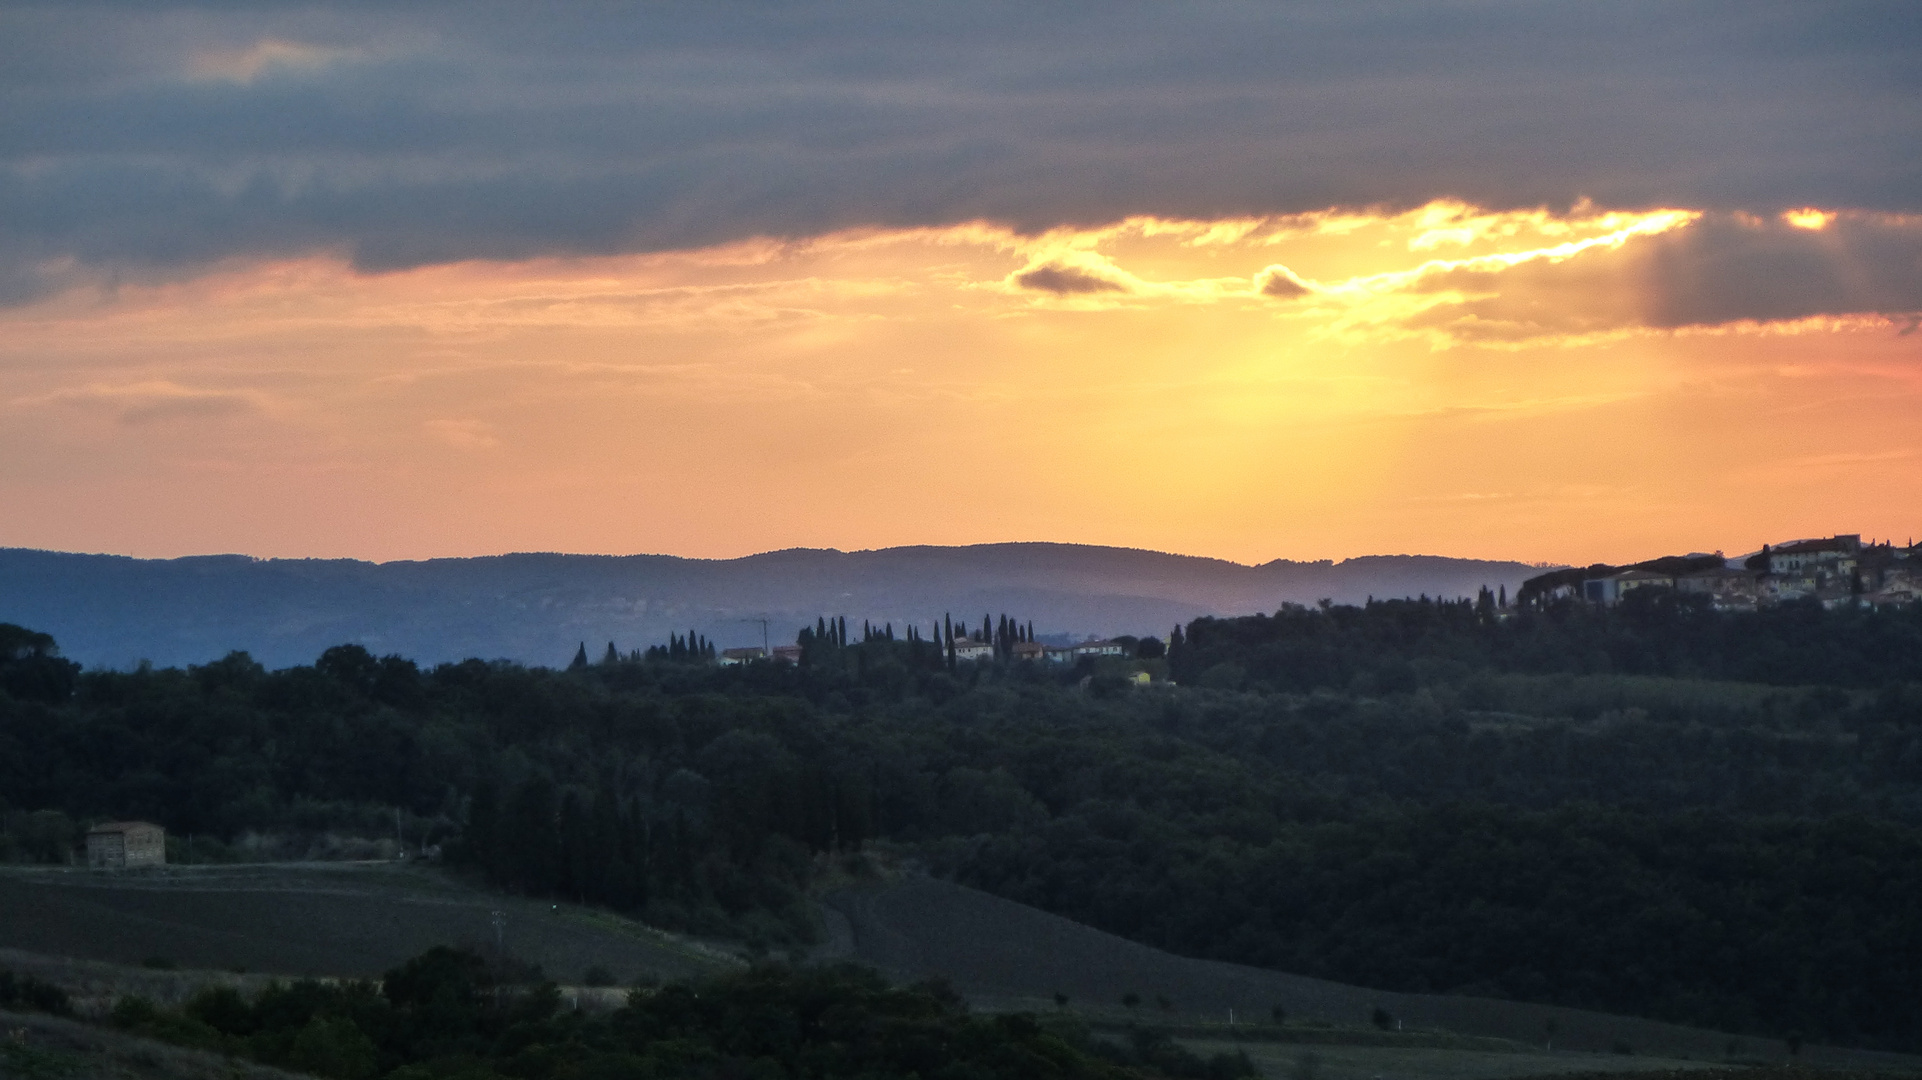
[0,543,1546,670]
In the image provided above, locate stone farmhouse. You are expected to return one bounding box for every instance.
[951,637,996,662]
[87,821,166,869]
[1056,639,1128,661]
[717,644,804,665]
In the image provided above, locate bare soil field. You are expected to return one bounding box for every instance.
[0,863,732,987]
[820,878,1920,1076]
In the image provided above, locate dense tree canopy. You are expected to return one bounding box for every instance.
[2,598,1921,1050]
[104,947,1211,1080]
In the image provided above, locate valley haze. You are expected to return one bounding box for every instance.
[0,543,1541,669]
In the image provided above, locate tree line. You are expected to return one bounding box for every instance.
[1167,589,1922,692]
[2,600,1921,1049]
[98,945,1237,1080]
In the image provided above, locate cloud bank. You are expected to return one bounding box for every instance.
[1015,262,1130,295]
[1396,211,1922,342]
[2,1,1918,302]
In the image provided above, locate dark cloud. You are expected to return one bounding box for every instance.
[1642,214,1922,328]
[1256,265,1312,298]
[1403,212,1922,341]
[1015,262,1128,294]
[1,1,1918,301]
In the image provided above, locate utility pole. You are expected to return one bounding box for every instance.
[731,616,772,656]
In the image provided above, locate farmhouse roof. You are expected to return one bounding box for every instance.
[88,821,162,835]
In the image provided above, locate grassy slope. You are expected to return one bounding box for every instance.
[0,1007,308,1080]
[820,878,1921,1076]
[5,863,1917,1080]
[0,862,734,986]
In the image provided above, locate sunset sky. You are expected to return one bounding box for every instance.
[3,3,1919,566]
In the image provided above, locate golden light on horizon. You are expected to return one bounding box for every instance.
[1783,208,1836,230]
[1,201,1917,568]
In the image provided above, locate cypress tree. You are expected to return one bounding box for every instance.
[506,777,560,894]
[559,790,591,902]
[670,809,693,896]
[635,800,659,897]
[588,785,622,907]
[569,642,589,670]
[466,780,501,880]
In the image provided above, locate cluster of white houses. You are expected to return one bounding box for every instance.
[1524,535,1921,611]
[718,637,1131,666]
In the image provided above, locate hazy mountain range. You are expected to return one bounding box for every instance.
[0,544,1548,670]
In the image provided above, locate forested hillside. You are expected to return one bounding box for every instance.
[3,594,1920,1051]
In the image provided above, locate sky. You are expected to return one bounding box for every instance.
[2,2,1919,567]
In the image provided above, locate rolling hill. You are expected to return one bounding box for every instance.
[0,544,1545,669]
[817,876,1918,1074]
[6,862,1912,1080]
[0,863,730,986]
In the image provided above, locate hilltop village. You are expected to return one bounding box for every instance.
[605,533,1920,673]
[712,616,1138,668]
[1519,534,1921,611]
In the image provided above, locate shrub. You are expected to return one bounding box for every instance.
[0,970,73,1016]
[288,1015,379,1080]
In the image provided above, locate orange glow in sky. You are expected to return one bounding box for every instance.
[3,201,1918,566]
[1782,209,1835,230]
